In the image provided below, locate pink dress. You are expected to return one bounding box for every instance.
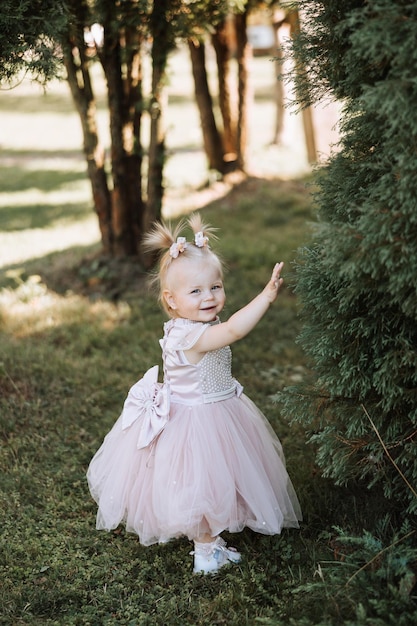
[87,318,302,545]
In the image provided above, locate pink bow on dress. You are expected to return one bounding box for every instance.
[121,365,170,449]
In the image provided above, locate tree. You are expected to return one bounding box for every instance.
[1,1,279,258]
[281,0,417,514]
[146,0,181,231]
[188,36,226,173]
[63,0,256,258]
[63,0,113,253]
[63,0,184,258]
[180,1,240,175]
[1,0,253,257]
[187,3,252,173]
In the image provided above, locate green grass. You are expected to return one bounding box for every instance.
[1,48,415,626]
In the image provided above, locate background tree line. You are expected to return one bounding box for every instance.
[1,0,282,259]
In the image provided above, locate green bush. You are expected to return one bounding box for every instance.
[282,0,417,513]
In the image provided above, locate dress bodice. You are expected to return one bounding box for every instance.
[160,318,241,405]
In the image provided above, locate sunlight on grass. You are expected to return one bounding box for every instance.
[0,185,90,209]
[0,274,131,337]
[0,160,100,266]
[0,216,100,266]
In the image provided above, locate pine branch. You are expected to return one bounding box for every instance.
[362,404,417,500]
[345,528,416,587]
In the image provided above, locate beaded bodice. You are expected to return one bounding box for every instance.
[198,346,234,395]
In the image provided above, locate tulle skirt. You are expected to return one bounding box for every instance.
[87,394,302,546]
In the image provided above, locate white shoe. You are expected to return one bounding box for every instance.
[192,537,241,575]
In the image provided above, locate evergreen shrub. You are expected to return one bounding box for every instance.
[274,1,417,622]
[282,0,417,513]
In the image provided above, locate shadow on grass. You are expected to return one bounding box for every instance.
[0,242,149,304]
[0,162,87,195]
[0,147,85,164]
[0,200,92,232]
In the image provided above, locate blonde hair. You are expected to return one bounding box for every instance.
[143,213,223,316]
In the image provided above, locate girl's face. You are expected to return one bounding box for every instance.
[163,257,225,322]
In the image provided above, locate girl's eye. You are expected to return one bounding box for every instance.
[212,284,221,290]
[191,289,200,294]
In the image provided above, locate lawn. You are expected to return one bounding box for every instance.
[1,47,412,626]
[0,176,318,625]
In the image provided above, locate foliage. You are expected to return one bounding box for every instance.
[279,0,417,516]
[258,520,417,626]
[271,3,417,620]
[0,0,66,85]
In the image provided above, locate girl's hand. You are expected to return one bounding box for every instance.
[187,262,285,356]
[263,262,284,304]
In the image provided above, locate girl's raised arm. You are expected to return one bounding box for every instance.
[190,262,284,356]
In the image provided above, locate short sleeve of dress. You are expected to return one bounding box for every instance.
[173,322,209,351]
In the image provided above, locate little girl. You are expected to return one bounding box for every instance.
[87,213,302,575]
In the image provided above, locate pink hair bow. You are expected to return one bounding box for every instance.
[194,231,209,247]
[169,236,188,258]
[121,365,170,449]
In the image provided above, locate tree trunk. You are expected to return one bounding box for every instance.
[122,26,144,252]
[99,30,138,256]
[144,0,173,231]
[234,11,251,171]
[62,21,112,254]
[288,9,317,164]
[188,38,226,174]
[271,17,285,145]
[211,19,237,164]
[96,21,144,256]
[145,47,166,231]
